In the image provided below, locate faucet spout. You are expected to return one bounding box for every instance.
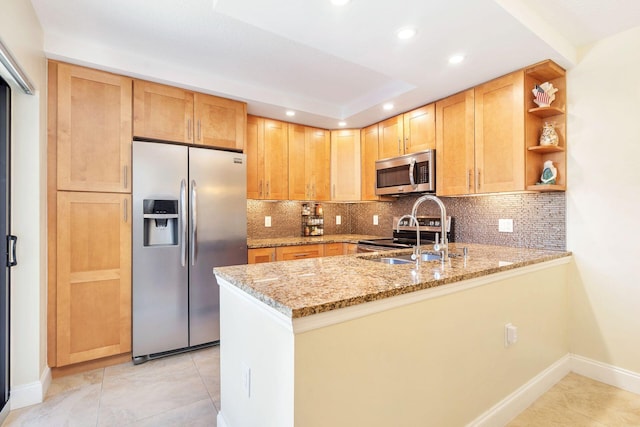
[410,195,449,263]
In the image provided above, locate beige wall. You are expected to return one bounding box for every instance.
[0,0,47,398]
[567,26,640,372]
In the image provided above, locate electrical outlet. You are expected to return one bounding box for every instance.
[336,215,341,225]
[498,218,513,233]
[373,215,379,225]
[265,216,272,227]
[505,323,518,347]
[241,363,251,398]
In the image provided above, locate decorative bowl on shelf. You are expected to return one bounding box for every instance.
[532,82,558,107]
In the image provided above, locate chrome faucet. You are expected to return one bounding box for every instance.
[396,214,420,263]
[409,194,449,263]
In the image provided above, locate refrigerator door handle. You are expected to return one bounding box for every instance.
[190,180,197,266]
[7,235,17,267]
[180,179,187,267]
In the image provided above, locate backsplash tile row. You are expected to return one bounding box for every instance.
[247,192,566,251]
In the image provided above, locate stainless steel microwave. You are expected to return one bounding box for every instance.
[375,150,435,195]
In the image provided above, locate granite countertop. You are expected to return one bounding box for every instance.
[215,243,572,319]
[247,234,386,248]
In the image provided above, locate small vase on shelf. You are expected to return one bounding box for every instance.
[538,160,557,185]
[539,122,559,146]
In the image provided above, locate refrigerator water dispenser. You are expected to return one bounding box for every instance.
[143,199,178,246]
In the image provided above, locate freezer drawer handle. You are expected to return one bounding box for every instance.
[180,179,187,267]
[190,180,197,266]
[7,235,17,267]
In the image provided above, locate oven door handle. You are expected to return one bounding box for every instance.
[409,157,417,188]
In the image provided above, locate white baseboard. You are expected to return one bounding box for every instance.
[570,353,640,395]
[217,412,229,427]
[468,354,571,427]
[9,365,51,410]
[469,353,640,426]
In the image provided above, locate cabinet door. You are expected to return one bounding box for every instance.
[360,124,379,201]
[403,104,435,154]
[263,119,289,200]
[56,191,131,366]
[378,115,403,159]
[246,115,265,199]
[288,124,307,200]
[474,71,525,193]
[323,243,344,257]
[248,248,276,264]
[331,130,361,201]
[194,93,246,150]
[306,127,331,201]
[57,63,132,193]
[436,90,475,196]
[133,80,193,144]
[276,244,323,261]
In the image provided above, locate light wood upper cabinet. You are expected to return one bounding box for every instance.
[194,93,246,150]
[288,124,330,201]
[246,115,289,200]
[133,80,246,150]
[331,129,361,201]
[378,115,403,159]
[56,63,132,193]
[403,104,435,154]
[436,90,475,196]
[474,71,525,193]
[436,72,525,196]
[360,124,380,201]
[133,80,193,144]
[56,191,131,366]
[377,105,435,161]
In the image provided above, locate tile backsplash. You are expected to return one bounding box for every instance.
[247,192,566,251]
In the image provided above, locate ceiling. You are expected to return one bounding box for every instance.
[30,0,640,129]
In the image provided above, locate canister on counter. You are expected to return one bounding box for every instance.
[315,203,323,215]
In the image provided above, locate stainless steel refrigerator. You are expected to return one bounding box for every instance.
[132,141,247,364]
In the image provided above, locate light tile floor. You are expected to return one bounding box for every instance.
[507,372,640,426]
[4,352,640,427]
[3,346,220,427]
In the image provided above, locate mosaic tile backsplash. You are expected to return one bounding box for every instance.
[247,192,566,251]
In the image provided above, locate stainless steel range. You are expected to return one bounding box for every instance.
[357,216,454,252]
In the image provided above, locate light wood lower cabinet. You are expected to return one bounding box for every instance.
[248,247,276,264]
[276,244,324,261]
[322,242,344,257]
[56,191,131,366]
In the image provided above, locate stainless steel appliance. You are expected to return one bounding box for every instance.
[375,149,435,196]
[132,141,247,364]
[357,216,453,252]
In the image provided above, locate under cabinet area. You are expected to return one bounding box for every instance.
[133,79,246,150]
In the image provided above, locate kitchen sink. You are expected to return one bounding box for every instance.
[367,252,444,265]
[372,257,414,265]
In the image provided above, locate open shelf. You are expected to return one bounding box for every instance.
[527,145,565,154]
[528,106,565,118]
[526,184,566,192]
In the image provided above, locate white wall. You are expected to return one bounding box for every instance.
[0,0,48,407]
[567,26,640,373]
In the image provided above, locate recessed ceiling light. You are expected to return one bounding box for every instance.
[338,121,347,127]
[449,54,465,64]
[383,103,394,111]
[286,110,295,117]
[396,27,417,40]
[331,0,350,5]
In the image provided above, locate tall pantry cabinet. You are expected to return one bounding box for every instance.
[48,61,132,370]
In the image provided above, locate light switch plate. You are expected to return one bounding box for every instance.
[265,216,272,227]
[373,215,379,225]
[499,218,513,233]
[336,215,341,225]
